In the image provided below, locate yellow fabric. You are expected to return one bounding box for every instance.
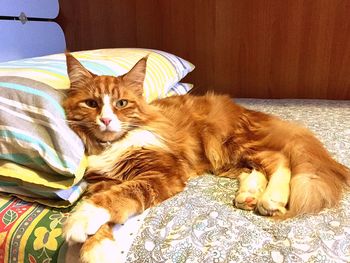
[0,156,87,190]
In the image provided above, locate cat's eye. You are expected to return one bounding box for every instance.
[84,99,98,108]
[115,99,128,108]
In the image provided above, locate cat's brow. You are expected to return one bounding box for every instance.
[94,76,121,97]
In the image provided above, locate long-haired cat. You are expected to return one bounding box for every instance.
[62,53,350,263]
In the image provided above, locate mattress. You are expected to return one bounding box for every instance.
[1,98,349,263]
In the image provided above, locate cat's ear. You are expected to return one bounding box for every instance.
[122,56,148,95]
[65,52,95,86]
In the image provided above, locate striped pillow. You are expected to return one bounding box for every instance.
[0,48,195,101]
[0,76,86,187]
[167,83,193,96]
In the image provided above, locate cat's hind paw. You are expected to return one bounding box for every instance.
[234,191,260,211]
[234,170,267,211]
[256,166,290,217]
[256,196,287,216]
[63,201,111,244]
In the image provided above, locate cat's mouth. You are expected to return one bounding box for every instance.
[95,130,126,143]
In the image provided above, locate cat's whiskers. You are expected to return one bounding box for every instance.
[66,120,93,126]
[121,124,138,129]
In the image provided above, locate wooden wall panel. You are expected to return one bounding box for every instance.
[57,0,137,50]
[57,0,350,99]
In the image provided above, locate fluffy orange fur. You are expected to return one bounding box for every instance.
[63,53,350,262]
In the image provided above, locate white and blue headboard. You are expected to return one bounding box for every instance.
[0,0,66,62]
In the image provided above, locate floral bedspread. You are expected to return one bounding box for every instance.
[0,99,349,263]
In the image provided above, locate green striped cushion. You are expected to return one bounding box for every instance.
[0,76,87,193]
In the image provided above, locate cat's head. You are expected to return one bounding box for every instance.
[63,52,149,153]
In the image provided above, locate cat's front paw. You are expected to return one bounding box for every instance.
[63,201,111,244]
[81,238,118,263]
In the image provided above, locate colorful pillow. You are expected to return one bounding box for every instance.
[0,48,195,206]
[0,76,87,206]
[0,48,195,102]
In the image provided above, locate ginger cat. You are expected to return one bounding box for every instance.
[62,53,350,263]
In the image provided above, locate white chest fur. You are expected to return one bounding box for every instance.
[87,129,166,173]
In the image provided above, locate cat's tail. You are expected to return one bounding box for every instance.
[284,133,350,218]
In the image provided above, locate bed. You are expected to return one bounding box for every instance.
[0,48,349,263]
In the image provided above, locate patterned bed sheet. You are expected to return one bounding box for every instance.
[0,99,349,263]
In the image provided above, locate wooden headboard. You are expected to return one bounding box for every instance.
[57,0,350,100]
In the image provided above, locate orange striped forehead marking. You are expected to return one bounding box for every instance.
[92,76,122,99]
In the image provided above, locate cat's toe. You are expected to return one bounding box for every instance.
[256,197,287,216]
[81,238,118,263]
[234,191,259,211]
[63,201,111,244]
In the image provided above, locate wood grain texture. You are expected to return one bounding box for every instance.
[57,0,350,99]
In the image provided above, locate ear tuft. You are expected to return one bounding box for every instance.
[65,52,94,86]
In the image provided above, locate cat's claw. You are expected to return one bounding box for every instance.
[63,201,111,244]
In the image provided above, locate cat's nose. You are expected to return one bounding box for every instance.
[100,118,112,126]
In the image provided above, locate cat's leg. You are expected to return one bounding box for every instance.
[235,169,268,210]
[63,197,112,244]
[63,174,186,263]
[201,126,234,171]
[255,152,291,216]
[62,181,119,245]
[256,166,291,216]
